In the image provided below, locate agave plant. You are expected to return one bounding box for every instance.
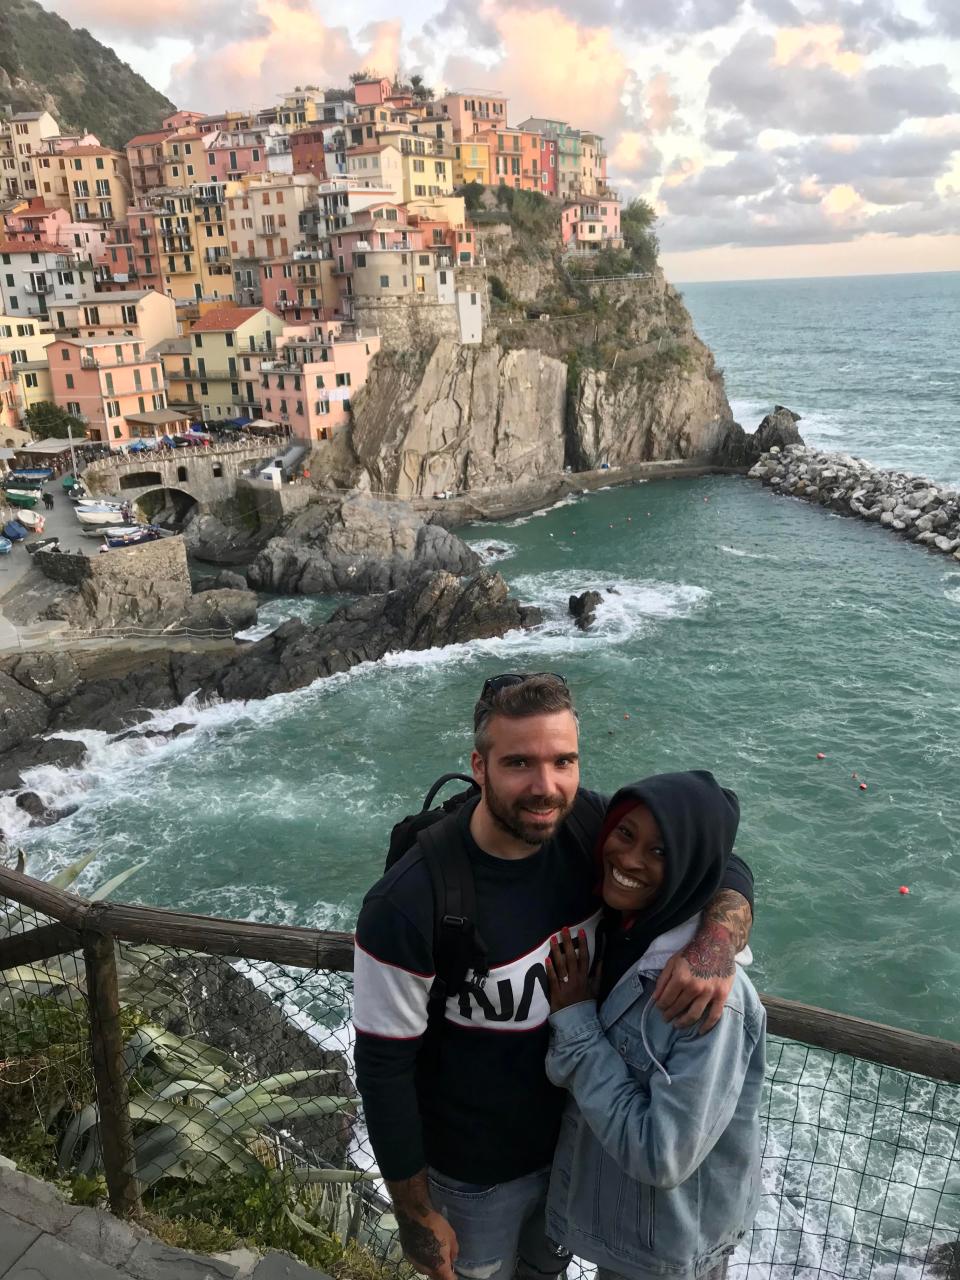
[1,850,378,1241]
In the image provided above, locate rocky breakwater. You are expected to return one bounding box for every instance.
[248,493,481,594]
[749,444,960,558]
[0,569,541,794]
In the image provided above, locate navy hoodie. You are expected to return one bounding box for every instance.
[594,771,741,1000]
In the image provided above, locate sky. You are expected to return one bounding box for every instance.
[48,0,960,281]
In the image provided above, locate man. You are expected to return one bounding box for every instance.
[353,674,754,1280]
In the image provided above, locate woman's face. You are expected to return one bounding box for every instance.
[601,803,666,912]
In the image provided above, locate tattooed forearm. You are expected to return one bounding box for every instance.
[682,919,736,980]
[703,889,753,954]
[396,1212,445,1272]
[388,1171,442,1272]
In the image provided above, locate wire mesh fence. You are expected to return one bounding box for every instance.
[1,873,957,1278]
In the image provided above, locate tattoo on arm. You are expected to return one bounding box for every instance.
[683,920,736,980]
[703,889,753,954]
[388,1171,442,1271]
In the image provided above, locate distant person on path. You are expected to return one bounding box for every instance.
[544,772,765,1280]
[42,493,53,510]
[353,675,754,1280]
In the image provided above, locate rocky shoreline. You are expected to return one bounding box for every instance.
[748,444,960,558]
[0,569,540,825]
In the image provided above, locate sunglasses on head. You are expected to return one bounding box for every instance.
[479,672,568,699]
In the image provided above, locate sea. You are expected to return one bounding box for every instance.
[3,271,959,1047]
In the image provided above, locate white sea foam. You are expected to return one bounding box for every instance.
[719,544,773,561]
[465,539,518,565]
[236,595,330,642]
[501,492,584,527]
[1,571,709,842]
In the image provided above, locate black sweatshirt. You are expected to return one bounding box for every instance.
[353,787,754,1185]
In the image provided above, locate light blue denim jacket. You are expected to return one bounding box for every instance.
[545,918,766,1280]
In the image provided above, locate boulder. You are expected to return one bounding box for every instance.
[177,588,259,634]
[14,792,79,827]
[568,590,604,631]
[0,671,52,756]
[0,735,86,793]
[717,405,805,467]
[248,495,481,595]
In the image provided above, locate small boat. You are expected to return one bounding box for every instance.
[3,520,28,541]
[0,536,11,555]
[62,474,81,491]
[5,492,39,509]
[4,475,44,490]
[25,537,60,555]
[104,525,162,548]
[76,505,127,527]
[67,486,89,502]
[10,467,53,480]
[15,509,45,533]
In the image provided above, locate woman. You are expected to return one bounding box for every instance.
[544,770,765,1280]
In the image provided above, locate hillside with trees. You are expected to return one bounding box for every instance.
[0,0,175,148]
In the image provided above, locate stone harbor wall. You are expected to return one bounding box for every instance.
[749,445,960,559]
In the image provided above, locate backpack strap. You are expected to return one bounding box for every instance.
[421,773,479,812]
[418,814,489,1014]
[565,790,600,860]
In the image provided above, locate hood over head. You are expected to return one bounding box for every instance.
[598,770,740,941]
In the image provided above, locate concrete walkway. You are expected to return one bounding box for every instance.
[0,1160,329,1279]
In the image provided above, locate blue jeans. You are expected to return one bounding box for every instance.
[428,1166,571,1280]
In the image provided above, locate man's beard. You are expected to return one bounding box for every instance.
[485,777,573,846]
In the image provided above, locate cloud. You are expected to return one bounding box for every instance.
[441,7,633,134]
[927,0,960,38]
[164,4,400,111]
[52,0,268,42]
[709,31,960,135]
[431,0,746,38]
[752,0,927,50]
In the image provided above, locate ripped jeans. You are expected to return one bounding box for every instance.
[428,1165,571,1280]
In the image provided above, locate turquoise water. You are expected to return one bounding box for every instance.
[683,271,960,484]
[5,274,959,1041]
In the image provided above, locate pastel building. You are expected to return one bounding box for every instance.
[453,138,491,186]
[259,320,381,441]
[225,173,320,262]
[438,93,508,139]
[345,143,404,200]
[50,289,178,347]
[48,334,167,443]
[2,201,107,259]
[482,127,543,192]
[2,111,61,199]
[58,146,132,226]
[125,130,172,198]
[0,351,19,436]
[560,196,622,251]
[289,129,327,180]
[203,131,269,183]
[179,305,286,422]
[261,247,337,318]
[0,240,94,319]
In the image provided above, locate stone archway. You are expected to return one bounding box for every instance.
[135,487,200,530]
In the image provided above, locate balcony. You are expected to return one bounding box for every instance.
[25,279,49,295]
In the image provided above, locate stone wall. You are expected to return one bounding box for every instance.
[351,296,459,350]
[35,536,194,628]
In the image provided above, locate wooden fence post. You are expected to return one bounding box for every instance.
[83,931,141,1218]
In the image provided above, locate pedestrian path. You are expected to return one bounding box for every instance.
[0,1160,330,1279]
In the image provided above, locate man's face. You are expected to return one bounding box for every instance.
[471,711,580,846]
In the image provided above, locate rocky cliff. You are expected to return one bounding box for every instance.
[339,250,741,499]
[248,493,481,593]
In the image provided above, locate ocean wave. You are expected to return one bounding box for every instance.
[466,539,518,565]
[236,595,332,642]
[501,492,584,527]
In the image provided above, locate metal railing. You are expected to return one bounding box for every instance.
[1,864,956,1277]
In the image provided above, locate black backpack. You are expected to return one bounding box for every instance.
[386,774,488,1009]
[386,774,595,1011]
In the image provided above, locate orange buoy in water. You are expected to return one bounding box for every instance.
[816,753,826,760]
[899,886,910,895]
[859,782,868,791]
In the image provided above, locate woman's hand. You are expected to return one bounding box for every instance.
[546,927,593,1012]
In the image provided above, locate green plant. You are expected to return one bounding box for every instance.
[488,275,511,305]
[24,401,86,441]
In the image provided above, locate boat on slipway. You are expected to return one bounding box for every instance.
[102,525,162,549]
[13,509,45,532]
[3,490,40,509]
[75,503,128,528]
[0,536,11,555]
